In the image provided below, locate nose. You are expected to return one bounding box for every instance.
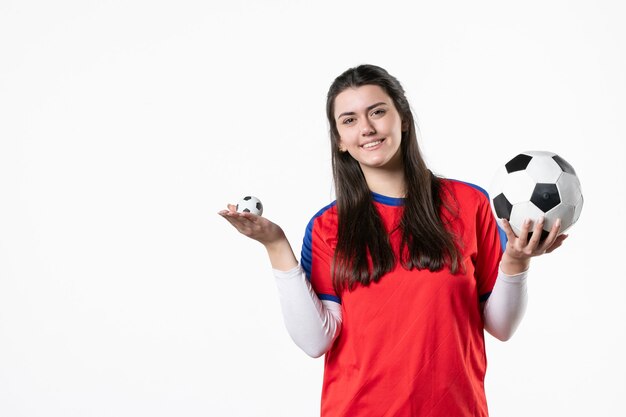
[360,119,375,135]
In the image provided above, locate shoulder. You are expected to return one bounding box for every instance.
[440,178,491,207]
[308,200,338,222]
[301,201,338,279]
[303,200,338,242]
[305,201,337,228]
[440,178,505,245]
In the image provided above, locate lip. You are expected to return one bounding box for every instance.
[360,138,386,149]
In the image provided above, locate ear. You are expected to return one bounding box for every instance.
[337,139,347,153]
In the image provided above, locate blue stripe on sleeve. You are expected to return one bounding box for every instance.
[301,201,336,281]
[497,224,508,252]
[318,293,342,303]
[301,220,314,280]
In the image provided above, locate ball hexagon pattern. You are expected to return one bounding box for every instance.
[236,195,264,216]
[489,150,583,240]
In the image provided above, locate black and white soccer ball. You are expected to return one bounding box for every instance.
[236,195,263,216]
[489,151,583,241]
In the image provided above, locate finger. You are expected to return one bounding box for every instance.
[218,204,238,216]
[518,218,533,247]
[219,208,248,220]
[220,211,247,225]
[232,213,257,227]
[500,219,518,242]
[219,211,255,231]
[538,218,561,252]
[218,209,239,219]
[239,211,260,221]
[526,216,545,250]
[545,234,568,254]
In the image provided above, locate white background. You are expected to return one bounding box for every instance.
[1,1,625,416]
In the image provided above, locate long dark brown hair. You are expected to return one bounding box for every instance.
[327,64,462,293]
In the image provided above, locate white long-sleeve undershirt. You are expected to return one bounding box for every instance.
[483,269,528,341]
[274,267,342,358]
[273,265,528,357]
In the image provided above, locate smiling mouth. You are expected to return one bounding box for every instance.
[362,139,385,149]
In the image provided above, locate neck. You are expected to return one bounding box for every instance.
[361,161,406,198]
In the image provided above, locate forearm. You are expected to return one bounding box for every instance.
[264,236,299,271]
[483,268,528,341]
[499,252,530,275]
[274,265,342,358]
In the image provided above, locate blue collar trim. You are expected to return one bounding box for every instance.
[371,191,404,206]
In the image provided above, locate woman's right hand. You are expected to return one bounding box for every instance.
[218,204,298,271]
[218,204,286,247]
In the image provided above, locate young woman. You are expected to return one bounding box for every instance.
[219,64,566,417]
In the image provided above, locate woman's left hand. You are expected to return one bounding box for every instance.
[499,217,568,275]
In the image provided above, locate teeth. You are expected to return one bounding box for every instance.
[363,140,382,148]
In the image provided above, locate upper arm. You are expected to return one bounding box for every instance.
[301,205,341,304]
[472,187,507,303]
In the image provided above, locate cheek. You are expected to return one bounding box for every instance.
[337,130,356,146]
[393,126,405,144]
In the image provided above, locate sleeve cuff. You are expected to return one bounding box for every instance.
[272,264,302,279]
[497,267,529,282]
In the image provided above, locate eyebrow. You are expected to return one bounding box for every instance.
[336,102,388,120]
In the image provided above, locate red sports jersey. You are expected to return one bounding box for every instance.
[300,179,504,417]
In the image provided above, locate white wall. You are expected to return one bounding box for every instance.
[1,1,624,416]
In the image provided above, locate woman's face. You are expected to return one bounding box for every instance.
[333,85,404,173]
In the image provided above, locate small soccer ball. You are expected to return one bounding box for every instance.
[489,151,583,241]
[236,196,263,216]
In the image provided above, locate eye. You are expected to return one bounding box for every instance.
[371,108,386,117]
[341,117,355,125]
